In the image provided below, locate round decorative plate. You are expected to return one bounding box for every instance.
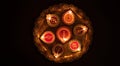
[33,4,93,63]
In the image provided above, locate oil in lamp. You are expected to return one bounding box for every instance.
[46,14,59,27]
[52,44,64,58]
[40,31,55,44]
[73,24,88,36]
[62,10,75,25]
[56,26,71,43]
[69,40,81,52]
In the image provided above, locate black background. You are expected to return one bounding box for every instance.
[2,0,116,66]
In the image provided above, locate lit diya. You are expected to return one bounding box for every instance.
[56,26,71,43]
[40,31,55,44]
[73,24,88,36]
[52,44,64,58]
[62,10,75,25]
[33,4,93,63]
[69,40,81,52]
[46,14,59,27]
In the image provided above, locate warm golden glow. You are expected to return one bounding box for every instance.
[76,47,81,51]
[40,35,44,40]
[82,25,88,32]
[54,54,59,58]
[62,9,75,25]
[56,26,71,43]
[63,37,68,42]
[46,14,52,20]
[40,31,55,44]
[33,4,93,63]
[64,55,73,58]
[68,10,73,14]
[76,14,82,19]
[42,45,47,51]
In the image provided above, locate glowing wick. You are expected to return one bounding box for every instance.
[54,54,59,58]
[68,10,73,14]
[46,14,51,20]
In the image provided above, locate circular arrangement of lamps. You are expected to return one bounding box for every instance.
[33,4,93,63]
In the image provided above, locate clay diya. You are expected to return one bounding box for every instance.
[62,10,75,25]
[73,24,88,36]
[46,14,59,27]
[56,26,71,43]
[69,40,81,52]
[40,31,55,44]
[52,44,64,58]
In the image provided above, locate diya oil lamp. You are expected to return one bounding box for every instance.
[40,31,55,44]
[46,14,60,27]
[73,24,88,36]
[33,4,93,63]
[56,26,71,43]
[52,44,64,58]
[62,10,75,25]
[69,40,81,52]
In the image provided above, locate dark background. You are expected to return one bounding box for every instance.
[2,0,117,66]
